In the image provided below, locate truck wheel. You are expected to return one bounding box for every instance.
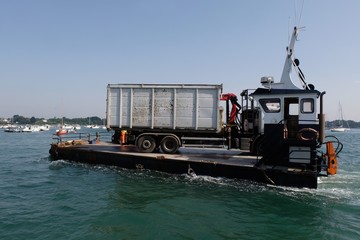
[160,136,179,154]
[137,135,156,153]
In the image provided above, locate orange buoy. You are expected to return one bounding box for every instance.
[326,142,338,175]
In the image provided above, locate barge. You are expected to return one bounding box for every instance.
[49,26,343,188]
[49,141,322,188]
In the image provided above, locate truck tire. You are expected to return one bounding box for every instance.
[160,136,179,154]
[137,135,157,153]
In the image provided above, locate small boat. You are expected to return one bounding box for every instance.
[21,125,33,132]
[39,125,51,131]
[55,129,68,135]
[61,124,75,130]
[330,102,350,132]
[86,124,100,129]
[4,125,22,132]
[330,127,347,132]
[31,125,41,132]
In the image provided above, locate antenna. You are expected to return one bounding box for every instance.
[288,17,291,44]
[294,0,305,27]
[297,0,305,26]
[294,1,297,26]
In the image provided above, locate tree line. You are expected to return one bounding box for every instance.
[327,120,358,129]
[2,115,105,126]
[2,115,360,128]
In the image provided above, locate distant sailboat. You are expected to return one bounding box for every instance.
[330,102,350,132]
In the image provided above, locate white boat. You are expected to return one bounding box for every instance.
[21,125,33,132]
[86,117,92,128]
[39,125,51,131]
[17,125,41,132]
[61,124,75,130]
[4,125,22,132]
[330,127,347,132]
[31,125,41,132]
[330,102,350,132]
[3,123,49,132]
[86,124,100,129]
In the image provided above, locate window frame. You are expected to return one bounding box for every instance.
[300,98,314,114]
[259,98,281,113]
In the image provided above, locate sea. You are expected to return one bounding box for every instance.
[0,128,359,240]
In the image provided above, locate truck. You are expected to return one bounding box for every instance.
[106,27,341,176]
[106,83,230,153]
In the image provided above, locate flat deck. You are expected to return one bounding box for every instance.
[80,142,258,166]
[49,141,318,188]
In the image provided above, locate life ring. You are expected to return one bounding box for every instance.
[297,128,319,141]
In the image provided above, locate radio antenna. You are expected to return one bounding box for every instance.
[295,0,305,27]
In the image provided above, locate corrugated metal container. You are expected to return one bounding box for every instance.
[106,84,223,132]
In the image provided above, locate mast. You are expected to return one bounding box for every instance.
[279,26,309,89]
[338,102,343,127]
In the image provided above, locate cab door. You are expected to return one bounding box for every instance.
[284,97,299,139]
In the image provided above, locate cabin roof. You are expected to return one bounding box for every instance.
[251,88,320,97]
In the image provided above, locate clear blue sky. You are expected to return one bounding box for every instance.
[1,0,359,121]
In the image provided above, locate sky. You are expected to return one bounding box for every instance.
[1,0,360,121]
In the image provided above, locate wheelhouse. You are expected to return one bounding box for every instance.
[251,88,321,136]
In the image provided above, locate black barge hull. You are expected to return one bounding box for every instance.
[49,142,318,189]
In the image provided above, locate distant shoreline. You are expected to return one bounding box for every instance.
[1,116,359,129]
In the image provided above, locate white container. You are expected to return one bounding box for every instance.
[106,84,223,133]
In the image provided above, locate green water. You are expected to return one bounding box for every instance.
[1,129,359,239]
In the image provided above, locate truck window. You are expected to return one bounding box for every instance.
[301,98,314,113]
[259,98,280,113]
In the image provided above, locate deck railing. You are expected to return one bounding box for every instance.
[52,130,113,144]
